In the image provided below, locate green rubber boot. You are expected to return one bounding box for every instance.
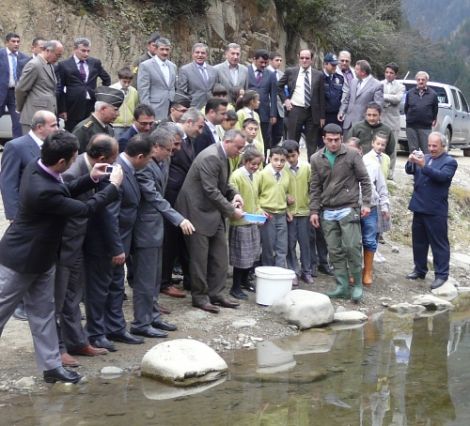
[327,273,350,299]
[351,271,363,303]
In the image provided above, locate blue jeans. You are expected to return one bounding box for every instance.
[287,216,311,275]
[360,207,378,252]
[260,213,288,267]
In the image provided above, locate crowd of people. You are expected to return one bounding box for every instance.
[0,31,457,384]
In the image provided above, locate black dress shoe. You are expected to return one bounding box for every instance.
[318,264,334,276]
[193,303,220,314]
[210,297,240,309]
[43,366,82,384]
[13,304,28,321]
[152,319,177,331]
[230,288,248,300]
[89,336,117,352]
[406,271,426,280]
[430,278,447,289]
[107,331,144,345]
[130,326,168,338]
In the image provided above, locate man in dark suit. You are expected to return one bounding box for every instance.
[0,130,122,383]
[131,127,194,337]
[57,37,111,131]
[15,40,64,135]
[193,98,228,156]
[55,134,119,367]
[131,32,160,88]
[118,103,155,152]
[178,43,217,110]
[247,49,277,151]
[159,92,191,125]
[175,129,245,313]
[405,132,458,290]
[278,49,326,159]
[161,108,204,297]
[0,32,30,139]
[84,134,152,351]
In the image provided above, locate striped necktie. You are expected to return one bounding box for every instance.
[304,69,311,108]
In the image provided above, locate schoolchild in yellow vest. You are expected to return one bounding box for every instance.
[110,66,139,139]
[235,90,264,148]
[230,118,265,172]
[257,146,293,267]
[228,147,264,299]
[284,140,315,284]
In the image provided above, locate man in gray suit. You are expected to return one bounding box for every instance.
[15,40,64,134]
[137,37,176,121]
[214,43,248,104]
[175,129,245,314]
[178,43,217,109]
[338,59,383,131]
[131,127,194,338]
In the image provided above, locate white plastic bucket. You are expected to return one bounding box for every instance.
[255,266,295,306]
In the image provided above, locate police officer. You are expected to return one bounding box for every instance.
[72,86,124,153]
[323,53,344,127]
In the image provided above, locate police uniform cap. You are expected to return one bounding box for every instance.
[324,53,339,65]
[95,86,125,108]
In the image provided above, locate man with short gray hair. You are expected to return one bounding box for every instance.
[178,43,217,109]
[56,37,111,131]
[405,131,457,289]
[16,40,64,134]
[404,71,438,154]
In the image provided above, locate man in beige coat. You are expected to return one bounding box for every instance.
[15,40,64,134]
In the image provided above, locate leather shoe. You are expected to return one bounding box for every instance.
[157,303,171,315]
[44,366,81,384]
[406,270,426,280]
[89,336,117,352]
[210,297,240,309]
[61,352,80,367]
[130,326,168,338]
[13,304,28,321]
[107,331,144,345]
[230,288,248,300]
[70,344,108,357]
[300,273,314,284]
[161,286,186,298]
[193,303,220,314]
[152,319,177,331]
[318,264,334,276]
[431,278,447,290]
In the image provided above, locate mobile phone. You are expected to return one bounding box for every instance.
[105,165,114,173]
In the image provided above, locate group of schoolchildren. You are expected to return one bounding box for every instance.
[226,119,393,300]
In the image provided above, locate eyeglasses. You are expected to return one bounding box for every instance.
[173,108,188,113]
[299,57,311,60]
[137,121,154,127]
[340,59,350,63]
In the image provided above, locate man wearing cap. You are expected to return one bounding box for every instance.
[322,53,344,129]
[73,85,124,153]
[56,37,111,131]
[310,123,371,303]
[278,48,325,159]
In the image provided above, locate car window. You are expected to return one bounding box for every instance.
[451,89,461,111]
[431,86,449,104]
[458,91,469,113]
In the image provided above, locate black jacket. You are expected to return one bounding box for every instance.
[405,87,438,129]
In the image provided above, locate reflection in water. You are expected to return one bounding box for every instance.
[2,310,470,425]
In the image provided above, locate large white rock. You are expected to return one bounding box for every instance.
[333,310,368,323]
[389,303,427,315]
[271,289,334,330]
[431,279,458,300]
[412,294,454,311]
[141,339,228,386]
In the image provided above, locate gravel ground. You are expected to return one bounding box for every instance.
[0,151,469,391]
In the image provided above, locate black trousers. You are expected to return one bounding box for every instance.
[285,106,320,159]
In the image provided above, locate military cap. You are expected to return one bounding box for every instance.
[95,86,125,108]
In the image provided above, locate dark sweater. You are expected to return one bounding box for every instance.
[405,87,439,129]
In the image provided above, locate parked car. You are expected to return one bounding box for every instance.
[398,80,470,151]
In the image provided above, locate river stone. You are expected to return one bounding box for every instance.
[431,279,458,300]
[388,303,427,315]
[141,339,228,386]
[271,289,334,330]
[232,318,257,328]
[14,376,35,391]
[412,294,454,311]
[333,310,368,323]
[100,366,124,378]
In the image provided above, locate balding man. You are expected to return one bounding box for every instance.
[336,50,355,87]
[405,132,457,290]
[15,40,64,134]
[73,86,124,153]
